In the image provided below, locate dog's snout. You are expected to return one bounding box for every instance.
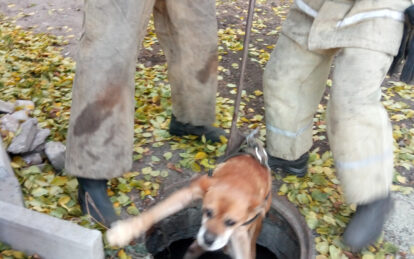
[203,231,216,246]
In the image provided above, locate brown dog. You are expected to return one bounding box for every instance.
[107,145,271,259]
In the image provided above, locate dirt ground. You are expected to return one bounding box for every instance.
[0,0,82,56]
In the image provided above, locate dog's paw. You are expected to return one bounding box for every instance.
[106,219,140,247]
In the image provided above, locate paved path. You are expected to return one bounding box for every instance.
[384,192,414,258]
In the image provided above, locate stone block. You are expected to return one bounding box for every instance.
[0,100,14,114]
[14,100,35,111]
[30,128,51,151]
[0,201,104,259]
[10,110,29,122]
[22,152,43,165]
[0,114,20,132]
[45,141,66,171]
[33,143,46,152]
[7,118,38,154]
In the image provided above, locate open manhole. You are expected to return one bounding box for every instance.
[153,238,277,259]
[145,194,314,259]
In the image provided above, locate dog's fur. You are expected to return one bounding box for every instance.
[106,154,271,259]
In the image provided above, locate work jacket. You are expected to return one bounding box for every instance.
[283,0,412,55]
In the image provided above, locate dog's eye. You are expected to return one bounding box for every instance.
[224,219,236,227]
[204,208,213,218]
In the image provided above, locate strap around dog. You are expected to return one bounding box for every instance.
[242,213,261,226]
[241,192,270,226]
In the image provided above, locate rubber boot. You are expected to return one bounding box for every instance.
[268,152,309,177]
[343,194,393,251]
[77,177,119,227]
[169,114,227,143]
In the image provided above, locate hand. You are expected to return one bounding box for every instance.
[106,218,145,247]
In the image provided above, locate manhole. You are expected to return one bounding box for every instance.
[145,194,314,259]
[153,238,277,259]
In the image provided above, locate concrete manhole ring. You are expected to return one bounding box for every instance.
[144,193,314,259]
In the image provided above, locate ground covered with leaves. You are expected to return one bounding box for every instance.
[1,0,414,258]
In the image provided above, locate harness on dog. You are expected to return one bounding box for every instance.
[241,192,270,226]
[244,129,268,168]
[209,129,269,178]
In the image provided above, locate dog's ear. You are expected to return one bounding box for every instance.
[190,175,216,195]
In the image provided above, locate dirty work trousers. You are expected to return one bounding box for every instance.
[65,0,218,179]
[264,34,395,204]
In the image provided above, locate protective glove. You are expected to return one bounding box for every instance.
[389,5,414,84]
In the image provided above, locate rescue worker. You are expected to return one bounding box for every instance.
[264,0,413,251]
[65,0,225,227]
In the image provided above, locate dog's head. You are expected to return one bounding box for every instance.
[193,156,270,251]
[197,185,263,251]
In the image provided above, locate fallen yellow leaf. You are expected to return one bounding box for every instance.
[195,151,207,160]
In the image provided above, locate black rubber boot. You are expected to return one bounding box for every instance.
[343,194,393,251]
[169,114,227,143]
[77,177,119,227]
[267,152,309,177]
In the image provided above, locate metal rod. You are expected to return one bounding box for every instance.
[225,0,256,155]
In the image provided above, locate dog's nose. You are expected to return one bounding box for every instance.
[203,231,216,246]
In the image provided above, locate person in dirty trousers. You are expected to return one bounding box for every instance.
[65,0,225,227]
[264,0,413,251]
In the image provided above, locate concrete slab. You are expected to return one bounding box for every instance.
[0,137,24,206]
[0,201,104,259]
[384,192,414,259]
